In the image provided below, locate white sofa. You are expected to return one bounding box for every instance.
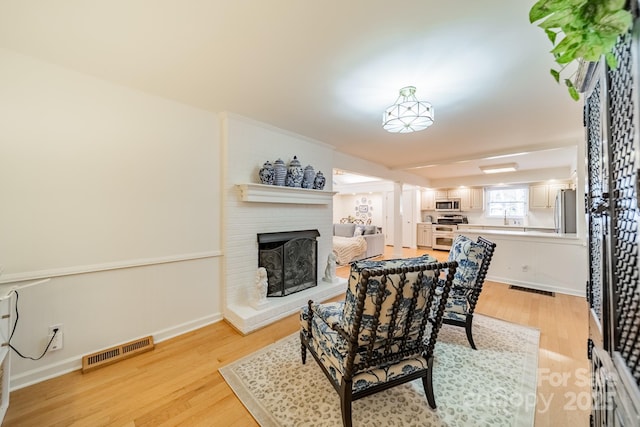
[333,223,385,262]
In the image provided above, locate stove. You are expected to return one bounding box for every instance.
[436,214,466,225]
[432,215,466,250]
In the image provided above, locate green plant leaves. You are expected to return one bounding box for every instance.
[605,52,618,69]
[605,0,626,13]
[529,0,581,23]
[545,29,557,44]
[529,0,632,101]
[538,8,577,30]
[565,79,580,101]
[596,9,633,35]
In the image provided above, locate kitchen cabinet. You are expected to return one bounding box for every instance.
[549,184,570,205]
[442,187,484,211]
[529,183,569,208]
[468,187,484,210]
[416,223,432,247]
[457,189,470,210]
[420,190,435,210]
[434,190,448,199]
[446,189,462,199]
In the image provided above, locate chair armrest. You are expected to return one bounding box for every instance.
[310,301,345,331]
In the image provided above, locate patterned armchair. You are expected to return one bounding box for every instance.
[442,235,496,349]
[300,256,457,427]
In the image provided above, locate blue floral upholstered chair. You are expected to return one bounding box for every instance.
[442,235,496,350]
[299,256,457,427]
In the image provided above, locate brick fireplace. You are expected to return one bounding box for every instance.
[223,185,346,333]
[222,114,346,334]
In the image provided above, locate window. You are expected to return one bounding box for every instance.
[486,187,528,218]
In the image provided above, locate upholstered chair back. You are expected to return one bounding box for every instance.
[447,235,487,289]
[340,256,444,347]
[300,256,458,424]
[441,235,497,350]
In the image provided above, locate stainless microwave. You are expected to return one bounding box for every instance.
[435,199,461,212]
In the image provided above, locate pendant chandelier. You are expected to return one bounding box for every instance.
[382,86,434,133]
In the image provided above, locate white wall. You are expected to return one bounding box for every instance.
[456,230,587,296]
[0,48,222,389]
[333,193,384,226]
[462,210,556,227]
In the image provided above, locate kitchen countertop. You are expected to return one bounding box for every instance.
[456,224,556,231]
[417,222,583,243]
[420,223,556,232]
[456,227,584,243]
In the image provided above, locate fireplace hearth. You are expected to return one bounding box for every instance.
[257,230,320,297]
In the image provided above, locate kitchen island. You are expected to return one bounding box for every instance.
[457,224,557,233]
[455,228,587,296]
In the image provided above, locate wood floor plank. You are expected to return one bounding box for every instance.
[4,246,589,426]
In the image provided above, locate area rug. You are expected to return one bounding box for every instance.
[220,314,539,427]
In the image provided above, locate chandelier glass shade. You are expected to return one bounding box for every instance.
[382,86,434,133]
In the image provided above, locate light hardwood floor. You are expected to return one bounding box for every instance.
[4,247,590,426]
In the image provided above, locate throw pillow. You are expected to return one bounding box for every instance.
[353,226,365,236]
[363,225,377,235]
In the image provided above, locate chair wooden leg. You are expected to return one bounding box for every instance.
[300,333,307,364]
[340,380,353,427]
[465,315,477,350]
[422,356,437,409]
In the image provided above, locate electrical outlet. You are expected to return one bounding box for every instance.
[48,324,63,352]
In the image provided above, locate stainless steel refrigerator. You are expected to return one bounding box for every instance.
[554,189,577,233]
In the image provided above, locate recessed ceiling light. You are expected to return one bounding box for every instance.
[484,152,529,160]
[479,163,518,174]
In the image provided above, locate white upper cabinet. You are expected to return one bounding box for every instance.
[529,183,569,208]
[446,189,462,199]
[457,188,483,211]
[434,190,448,199]
[468,187,484,210]
[457,189,470,210]
[421,189,436,210]
[422,187,484,211]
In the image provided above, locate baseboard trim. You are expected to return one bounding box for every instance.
[488,275,584,297]
[10,313,223,391]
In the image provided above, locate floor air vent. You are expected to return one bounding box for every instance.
[82,335,155,373]
[509,285,555,297]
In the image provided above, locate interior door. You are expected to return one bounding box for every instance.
[384,191,394,244]
[585,68,609,351]
[402,189,417,248]
[586,30,640,425]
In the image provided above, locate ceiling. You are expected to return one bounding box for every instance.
[0,0,584,186]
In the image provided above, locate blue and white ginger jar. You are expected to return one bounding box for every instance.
[301,165,315,189]
[258,161,275,185]
[313,170,326,190]
[285,156,304,187]
[273,158,286,186]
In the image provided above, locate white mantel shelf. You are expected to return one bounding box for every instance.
[237,183,337,204]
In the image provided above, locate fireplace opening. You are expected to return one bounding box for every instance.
[258,229,320,297]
